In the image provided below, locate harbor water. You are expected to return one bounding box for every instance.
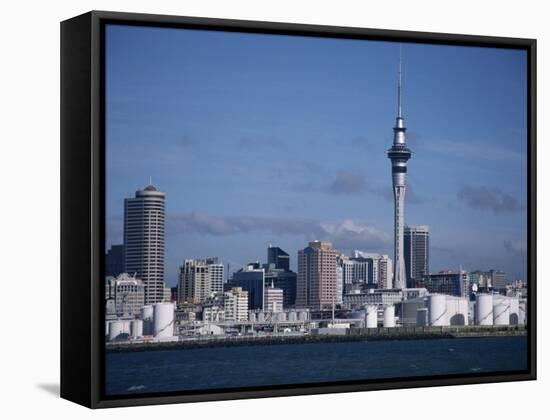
[105,336,528,396]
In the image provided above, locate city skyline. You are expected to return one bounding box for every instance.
[105,25,528,286]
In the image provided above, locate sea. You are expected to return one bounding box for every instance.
[105,336,528,396]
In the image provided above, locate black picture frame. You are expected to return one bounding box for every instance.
[60,10,537,409]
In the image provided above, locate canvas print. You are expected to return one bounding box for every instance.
[104,24,529,397]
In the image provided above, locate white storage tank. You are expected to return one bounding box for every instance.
[519,300,527,325]
[366,305,378,328]
[130,319,143,337]
[153,302,175,338]
[446,296,468,326]
[249,311,257,323]
[416,308,428,327]
[257,311,265,322]
[299,311,309,321]
[108,320,124,341]
[276,312,284,322]
[288,311,297,322]
[141,305,154,335]
[475,294,494,326]
[122,320,131,335]
[493,302,510,326]
[383,305,395,328]
[428,294,448,326]
[508,297,520,325]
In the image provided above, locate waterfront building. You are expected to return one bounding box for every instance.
[105,244,125,277]
[105,273,145,317]
[177,258,224,304]
[419,271,470,297]
[124,184,166,304]
[267,246,290,271]
[264,282,284,312]
[297,240,339,311]
[202,305,226,322]
[224,287,249,321]
[404,225,429,288]
[387,55,412,290]
[343,289,403,309]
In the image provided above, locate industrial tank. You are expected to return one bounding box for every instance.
[446,296,468,326]
[475,294,494,326]
[288,311,297,322]
[383,305,395,328]
[428,294,448,327]
[130,319,143,337]
[257,311,265,322]
[519,300,527,325]
[366,305,378,328]
[108,320,124,341]
[299,310,309,322]
[153,302,175,338]
[416,308,428,327]
[248,311,257,323]
[141,305,154,335]
[508,297,520,325]
[275,312,286,322]
[493,303,510,326]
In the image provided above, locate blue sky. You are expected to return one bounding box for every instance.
[105,24,528,287]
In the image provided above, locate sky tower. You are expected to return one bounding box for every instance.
[387,51,412,290]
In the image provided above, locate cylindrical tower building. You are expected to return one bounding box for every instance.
[387,52,412,290]
[124,184,166,304]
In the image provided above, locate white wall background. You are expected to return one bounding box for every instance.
[0,0,546,418]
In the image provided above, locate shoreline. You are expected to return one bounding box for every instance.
[105,325,526,353]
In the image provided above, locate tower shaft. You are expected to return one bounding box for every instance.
[387,50,411,290]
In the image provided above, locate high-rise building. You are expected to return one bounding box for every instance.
[387,54,412,290]
[404,225,429,288]
[232,264,265,310]
[336,265,344,305]
[124,185,166,304]
[264,268,297,308]
[352,251,393,289]
[378,256,393,289]
[105,273,145,317]
[341,256,370,285]
[490,270,507,291]
[224,287,249,321]
[105,244,125,277]
[267,246,290,271]
[296,240,339,311]
[177,258,224,304]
